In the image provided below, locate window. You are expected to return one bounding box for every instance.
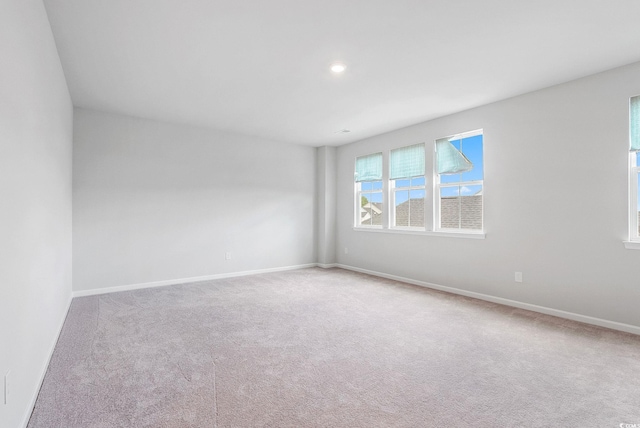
[390,144,425,228]
[435,130,484,231]
[630,96,640,241]
[352,132,485,238]
[355,152,383,227]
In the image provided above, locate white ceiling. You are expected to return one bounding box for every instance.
[43,0,640,147]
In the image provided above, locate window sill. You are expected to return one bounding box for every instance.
[353,227,485,239]
[623,241,640,250]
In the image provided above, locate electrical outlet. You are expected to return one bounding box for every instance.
[515,272,523,283]
[225,252,231,260]
[4,371,9,405]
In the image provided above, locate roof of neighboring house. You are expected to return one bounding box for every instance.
[395,198,424,227]
[362,196,482,229]
[360,202,382,225]
[395,195,482,229]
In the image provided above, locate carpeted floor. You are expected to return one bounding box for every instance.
[28,267,640,427]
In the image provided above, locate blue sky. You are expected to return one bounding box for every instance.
[441,134,484,182]
[361,180,384,203]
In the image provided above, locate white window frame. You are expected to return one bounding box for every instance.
[350,137,486,239]
[630,151,639,242]
[434,129,484,232]
[626,94,640,249]
[390,176,426,229]
[355,180,384,229]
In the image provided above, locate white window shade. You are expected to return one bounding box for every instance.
[390,144,425,180]
[355,152,383,182]
[436,138,473,175]
[631,96,640,152]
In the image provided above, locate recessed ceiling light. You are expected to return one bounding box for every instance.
[330,62,347,73]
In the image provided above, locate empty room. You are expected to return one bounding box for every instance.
[3,0,640,427]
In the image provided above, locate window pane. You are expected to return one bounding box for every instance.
[441,186,460,197]
[438,134,483,183]
[361,182,372,191]
[460,185,483,230]
[440,173,461,184]
[359,192,382,226]
[460,184,482,197]
[411,176,425,186]
[371,192,382,225]
[410,189,425,199]
[369,191,383,203]
[440,188,460,229]
[394,190,409,227]
[359,193,371,226]
[396,179,410,188]
[409,189,425,227]
[372,180,383,190]
[439,185,482,230]
[394,190,425,228]
[461,135,484,182]
[395,190,409,205]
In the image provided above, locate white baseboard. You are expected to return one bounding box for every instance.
[72,263,318,297]
[22,293,73,428]
[317,263,338,269]
[336,264,640,336]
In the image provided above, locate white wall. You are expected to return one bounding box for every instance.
[0,1,73,427]
[336,61,640,329]
[316,146,337,265]
[73,108,317,292]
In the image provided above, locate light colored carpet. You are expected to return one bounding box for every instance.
[28,267,640,427]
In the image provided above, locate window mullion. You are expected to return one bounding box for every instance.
[439,180,484,188]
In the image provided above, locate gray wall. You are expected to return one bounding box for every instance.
[336,61,640,328]
[73,108,317,292]
[0,1,73,426]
